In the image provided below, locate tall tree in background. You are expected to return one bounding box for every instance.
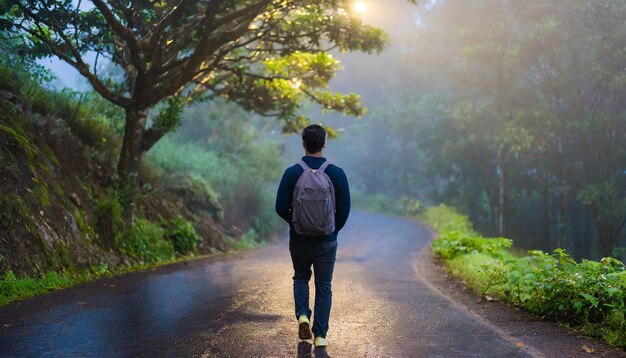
[1,0,406,216]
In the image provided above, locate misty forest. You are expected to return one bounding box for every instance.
[1,0,626,356]
[327,1,626,260]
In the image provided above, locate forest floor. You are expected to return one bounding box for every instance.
[1,211,623,357]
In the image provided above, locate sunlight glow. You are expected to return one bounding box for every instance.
[353,1,367,14]
[290,78,302,89]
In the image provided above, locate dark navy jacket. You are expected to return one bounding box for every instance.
[275,156,351,242]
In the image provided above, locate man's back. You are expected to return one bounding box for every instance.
[275,156,351,242]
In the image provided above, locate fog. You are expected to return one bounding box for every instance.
[279,0,626,260]
[41,0,625,259]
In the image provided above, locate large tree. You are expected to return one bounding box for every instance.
[1,0,408,214]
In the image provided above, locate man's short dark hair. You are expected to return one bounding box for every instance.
[302,124,326,154]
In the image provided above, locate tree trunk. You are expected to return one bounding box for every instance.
[543,173,551,246]
[594,205,611,258]
[497,150,508,237]
[486,187,498,230]
[595,207,626,258]
[117,107,148,221]
[557,188,566,248]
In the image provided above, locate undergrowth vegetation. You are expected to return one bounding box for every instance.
[148,99,282,240]
[0,271,84,307]
[0,39,281,306]
[0,252,196,307]
[423,205,626,348]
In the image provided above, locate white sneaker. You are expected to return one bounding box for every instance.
[298,315,312,340]
[314,336,328,347]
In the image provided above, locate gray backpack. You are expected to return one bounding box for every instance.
[292,160,336,236]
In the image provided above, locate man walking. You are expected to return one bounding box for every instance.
[275,124,351,347]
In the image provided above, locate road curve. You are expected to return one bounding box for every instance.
[0,212,533,357]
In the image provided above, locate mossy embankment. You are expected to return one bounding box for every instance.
[0,64,273,306]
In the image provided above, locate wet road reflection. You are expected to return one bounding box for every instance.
[0,212,530,357]
[296,341,332,358]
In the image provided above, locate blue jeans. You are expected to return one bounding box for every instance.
[289,238,338,338]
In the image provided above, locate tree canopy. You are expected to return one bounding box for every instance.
[1,0,408,214]
[3,0,388,124]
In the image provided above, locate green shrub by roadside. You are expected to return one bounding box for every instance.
[165,215,200,255]
[423,204,626,348]
[116,219,174,264]
[432,231,512,260]
[226,229,265,250]
[163,173,223,221]
[421,204,476,234]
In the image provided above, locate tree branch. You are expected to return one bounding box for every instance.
[146,0,197,51]
[13,3,131,107]
[91,0,143,71]
[142,126,167,151]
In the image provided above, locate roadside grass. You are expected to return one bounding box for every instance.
[0,271,81,307]
[0,252,212,307]
[0,216,268,308]
[0,215,263,308]
[421,204,626,348]
[444,252,507,295]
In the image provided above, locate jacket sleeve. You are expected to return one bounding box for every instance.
[275,169,293,224]
[334,168,351,232]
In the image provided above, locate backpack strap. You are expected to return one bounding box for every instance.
[297,160,311,171]
[297,160,332,173]
[319,161,336,211]
[318,160,332,173]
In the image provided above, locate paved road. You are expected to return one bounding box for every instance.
[0,212,534,357]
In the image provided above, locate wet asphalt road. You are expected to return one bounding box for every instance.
[0,212,532,357]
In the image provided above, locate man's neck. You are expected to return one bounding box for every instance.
[305,151,324,158]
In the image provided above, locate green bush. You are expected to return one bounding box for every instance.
[148,133,280,238]
[0,64,19,92]
[432,231,512,260]
[163,173,223,220]
[1,56,122,161]
[402,197,425,216]
[94,192,125,247]
[420,204,476,234]
[116,219,174,263]
[226,228,264,250]
[28,87,77,120]
[165,215,200,255]
[501,251,626,323]
[423,205,626,348]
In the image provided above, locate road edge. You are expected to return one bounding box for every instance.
[412,224,626,358]
[412,226,546,358]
